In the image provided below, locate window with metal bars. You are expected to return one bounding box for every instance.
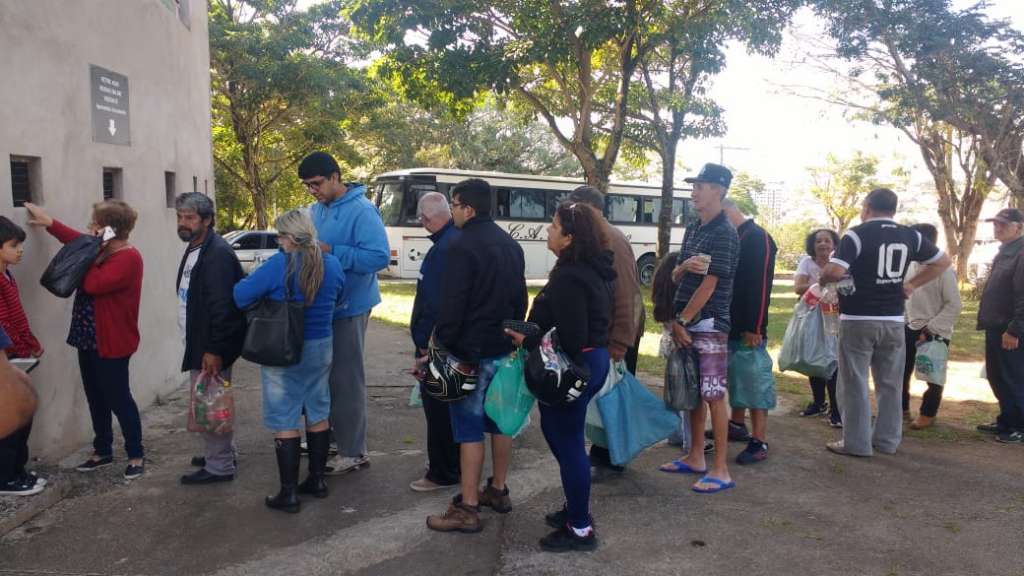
[9,156,38,207]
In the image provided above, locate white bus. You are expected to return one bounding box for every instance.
[370,168,693,285]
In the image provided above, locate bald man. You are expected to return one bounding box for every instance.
[409,192,462,491]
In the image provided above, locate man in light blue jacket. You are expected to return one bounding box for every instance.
[299,152,390,474]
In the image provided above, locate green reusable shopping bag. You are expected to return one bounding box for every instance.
[727,341,777,410]
[484,349,535,436]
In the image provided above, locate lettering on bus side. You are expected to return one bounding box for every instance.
[507,223,545,240]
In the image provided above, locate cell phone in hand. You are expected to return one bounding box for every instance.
[502,320,541,338]
[10,358,39,373]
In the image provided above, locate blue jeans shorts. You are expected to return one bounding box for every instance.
[261,337,332,432]
[448,356,503,443]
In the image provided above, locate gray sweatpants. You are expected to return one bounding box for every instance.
[838,320,906,456]
[329,313,369,457]
[191,369,237,476]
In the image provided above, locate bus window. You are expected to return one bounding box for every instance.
[378,182,404,226]
[403,183,439,225]
[547,190,572,216]
[606,195,639,224]
[497,188,546,220]
[642,197,687,225]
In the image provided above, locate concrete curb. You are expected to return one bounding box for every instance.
[0,480,68,538]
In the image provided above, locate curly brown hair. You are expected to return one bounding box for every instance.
[92,200,138,240]
[554,202,607,266]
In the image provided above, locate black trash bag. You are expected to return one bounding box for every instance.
[40,235,102,298]
[664,346,701,411]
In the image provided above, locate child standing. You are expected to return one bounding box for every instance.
[0,216,45,496]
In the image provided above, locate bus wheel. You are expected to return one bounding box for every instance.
[637,254,656,287]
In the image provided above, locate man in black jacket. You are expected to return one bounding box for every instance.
[427,179,528,534]
[721,199,777,464]
[977,208,1024,444]
[174,193,247,484]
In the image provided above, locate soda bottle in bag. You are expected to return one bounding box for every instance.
[820,284,840,336]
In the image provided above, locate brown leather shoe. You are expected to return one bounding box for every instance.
[910,415,935,430]
[426,502,482,533]
[478,477,512,514]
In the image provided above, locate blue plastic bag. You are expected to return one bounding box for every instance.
[727,341,777,409]
[596,366,682,466]
[484,349,536,436]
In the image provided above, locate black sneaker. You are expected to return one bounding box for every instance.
[996,430,1024,444]
[705,420,751,442]
[0,477,44,496]
[800,402,828,417]
[545,507,567,529]
[976,422,1001,434]
[703,439,715,454]
[736,439,769,465]
[539,524,597,553]
[829,412,843,428]
[124,463,145,480]
[76,455,114,472]
[19,471,46,488]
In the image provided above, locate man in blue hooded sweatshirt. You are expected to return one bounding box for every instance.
[299,152,390,474]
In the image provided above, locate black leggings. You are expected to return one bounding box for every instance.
[0,419,32,483]
[902,327,945,417]
[808,372,838,413]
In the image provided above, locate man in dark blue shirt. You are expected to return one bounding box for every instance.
[409,192,461,492]
[658,163,740,494]
[820,188,951,457]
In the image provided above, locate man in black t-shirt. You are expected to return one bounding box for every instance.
[820,188,951,457]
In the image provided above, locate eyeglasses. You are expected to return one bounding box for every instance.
[449,201,466,210]
[302,178,326,191]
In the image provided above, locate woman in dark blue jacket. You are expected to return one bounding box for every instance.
[234,209,344,513]
[507,202,614,552]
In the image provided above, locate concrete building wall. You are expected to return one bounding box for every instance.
[0,0,212,458]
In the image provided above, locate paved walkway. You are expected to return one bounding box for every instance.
[1,321,1022,576]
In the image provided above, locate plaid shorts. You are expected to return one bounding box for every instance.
[692,331,729,401]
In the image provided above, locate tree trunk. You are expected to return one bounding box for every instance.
[656,144,677,259]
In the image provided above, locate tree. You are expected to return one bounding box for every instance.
[348,0,662,193]
[622,0,798,257]
[729,171,763,217]
[209,0,365,229]
[812,0,1022,273]
[807,152,896,234]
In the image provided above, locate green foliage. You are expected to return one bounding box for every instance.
[765,218,818,270]
[209,0,366,229]
[807,152,899,234]
[729,172,764,217]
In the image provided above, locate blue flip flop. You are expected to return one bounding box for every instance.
[692,475,736,494]
[658,460,707,475]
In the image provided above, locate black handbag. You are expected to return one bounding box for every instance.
[241,255,304,366]
[664,346,701,411]
[40,234,102,298]
[524,328,591,406]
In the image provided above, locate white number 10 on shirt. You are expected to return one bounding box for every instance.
[877,244,909,279]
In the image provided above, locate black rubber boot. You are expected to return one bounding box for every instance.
[266,437,301,513]
[297,429,329,498]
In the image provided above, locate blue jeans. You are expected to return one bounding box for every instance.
[448,357,503,443]
[538,348,610,529]
[261,337,332,432]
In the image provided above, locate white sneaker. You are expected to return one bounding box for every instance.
[325,455,370,476]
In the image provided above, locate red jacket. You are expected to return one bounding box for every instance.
[48,220,143,359]
[0,271,41,358]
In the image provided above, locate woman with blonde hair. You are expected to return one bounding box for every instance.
[233,209,345,513]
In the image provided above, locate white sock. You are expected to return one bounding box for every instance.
[571,525,593,537]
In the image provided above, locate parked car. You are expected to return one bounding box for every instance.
[224,230,279,273]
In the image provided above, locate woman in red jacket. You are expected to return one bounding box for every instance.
[25,201,146,480]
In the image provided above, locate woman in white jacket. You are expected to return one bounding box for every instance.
[902,223,962,429]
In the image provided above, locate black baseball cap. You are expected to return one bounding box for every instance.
[985,208,1024,224]
[684,163,732,189]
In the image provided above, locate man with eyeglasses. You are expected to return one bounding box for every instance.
[427,178,527,534]
[408,192,462,492]
[298,152,389,475]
